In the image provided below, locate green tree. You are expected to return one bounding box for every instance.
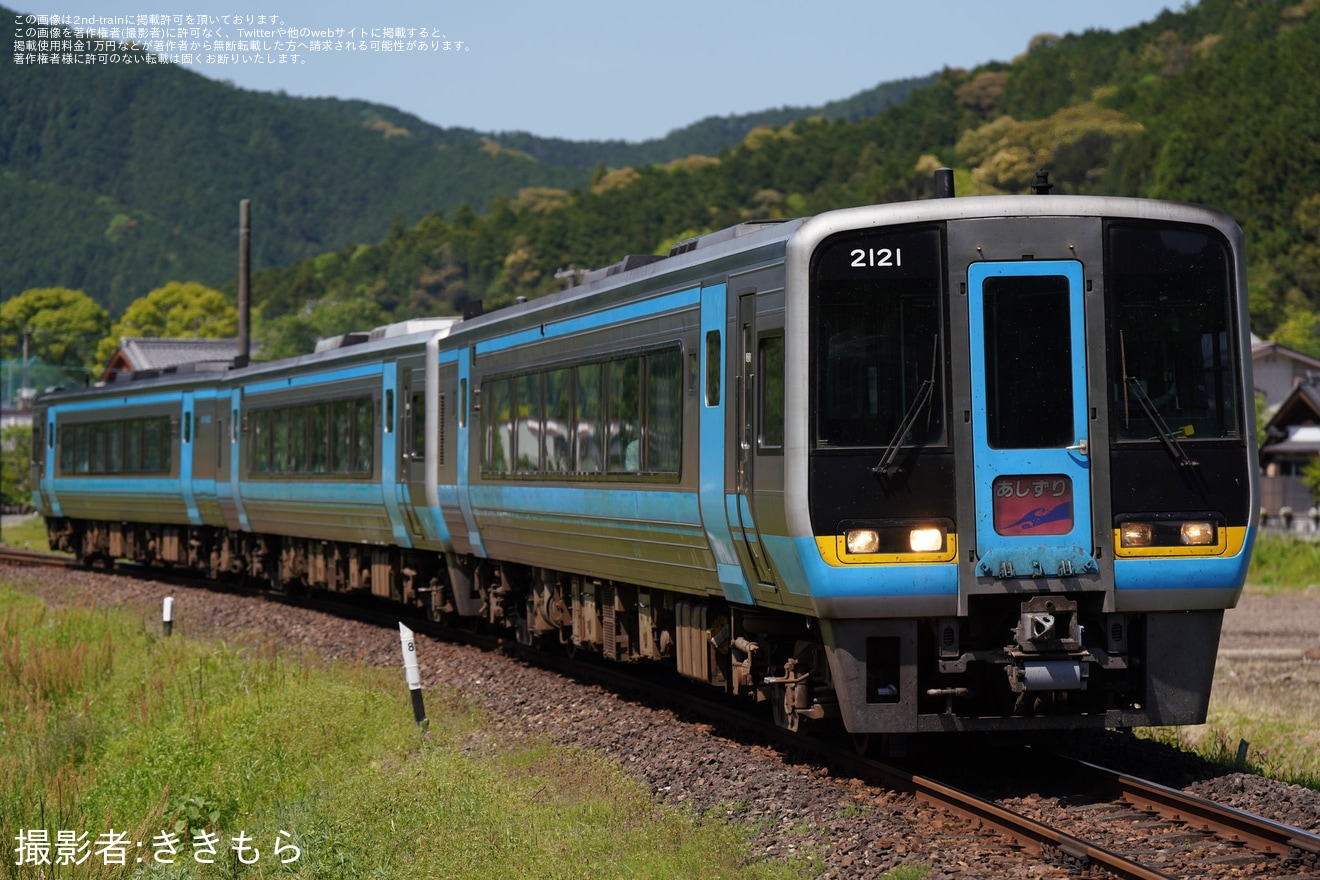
[96,281,238,367]
[1269,304,1320,359]
[1302,455,1320,505]
[1,424,33,509]
[0,287,109,374]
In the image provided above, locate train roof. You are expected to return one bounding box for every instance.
[35,193,1241,408]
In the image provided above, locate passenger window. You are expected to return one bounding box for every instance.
[353,399,374,473]
[759,336,785,450]
[411,393,426,459]
[483,378,513,473]
[608,357,641,473]
[516,374,541,473]
[289,408,306,472]
[575,364,602,474]
[646,349,682,473]
[126,420,142,472]
[705,330,721,406]
[271,409,288,472]
[332,401,351,472]
[310,403,329,473]
[545,369,572,473]
[108,423,124,471]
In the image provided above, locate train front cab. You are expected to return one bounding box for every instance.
[785,198,1257,735]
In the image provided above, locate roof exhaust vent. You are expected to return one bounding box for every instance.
[1032,168,1053,195]
[933,167,955,199]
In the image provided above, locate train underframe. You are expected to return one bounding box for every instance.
[46,515,1219,736]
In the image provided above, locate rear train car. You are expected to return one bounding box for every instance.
[32,188,1257,737]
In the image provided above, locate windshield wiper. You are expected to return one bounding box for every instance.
[873,337,938,478]
[1119,330,1198,468]
[1124,376,1199,468]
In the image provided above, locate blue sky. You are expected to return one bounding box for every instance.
[27,0,1182,141]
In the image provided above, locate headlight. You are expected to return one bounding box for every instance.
[1118,518,1219,548]
[909,527,944,553]
[845,529,880,555]
[1120,522,1153,548]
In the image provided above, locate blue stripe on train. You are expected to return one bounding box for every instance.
[475,288,701,356]
[790,536,959,598]
[467,485,701,528]
[1113,556,1250,591]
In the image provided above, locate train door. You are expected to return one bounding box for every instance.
[455,346,485,556]
[180,391,200,525]
[216,388,250,532]
[380,365,412,546]
[731,292,781,598]
[698,283,752,604]
[402,366,430,544]
[967,260,1097,579]
[190,391,220,524]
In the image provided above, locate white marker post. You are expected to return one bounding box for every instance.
[162,596,174,637]
[399,623,427,731]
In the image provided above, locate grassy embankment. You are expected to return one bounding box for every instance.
[0,582,812,879]
[1145,530,1320,788]
[4,511,1316,819]
[0,513,47,551]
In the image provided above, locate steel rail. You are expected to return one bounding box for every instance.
[1061,755,1320,861]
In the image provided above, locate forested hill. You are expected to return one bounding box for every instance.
[296,73,939,170]
[237,0,1320,359]
[0,9,933,316]
[0,19,570,314]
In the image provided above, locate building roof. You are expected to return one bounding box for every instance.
[1262,424,1320,456]
[1261,379,1320,459]
[101,337,241,382]
[1251,335,1320,370]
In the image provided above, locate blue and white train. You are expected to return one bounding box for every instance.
[32,185,1258,736]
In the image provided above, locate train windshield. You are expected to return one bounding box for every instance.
[810,227,945,449]
[1106,224,1241,443]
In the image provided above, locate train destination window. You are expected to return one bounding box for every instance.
[1106,224,1239,443]
[811,226,945,449]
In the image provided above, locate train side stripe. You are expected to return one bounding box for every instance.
[243,363,383,395]
[474,287,701,356]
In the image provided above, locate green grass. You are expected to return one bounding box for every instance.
[1244,531,1320,595]
[1142,530,1320,788]
[0,583,809,879]
[0,513,48,551]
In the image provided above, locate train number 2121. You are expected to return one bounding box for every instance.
[850,247,902,268]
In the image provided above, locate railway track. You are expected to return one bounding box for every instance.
[5,547,1319,878]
